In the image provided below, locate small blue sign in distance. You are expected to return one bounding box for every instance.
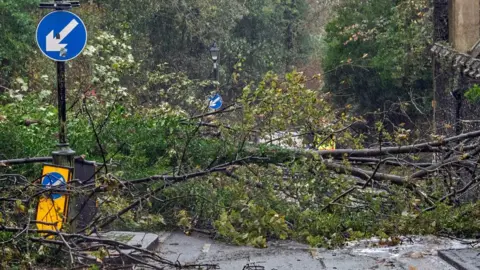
[41,172,66,200]
[36,11,87,61]
[209,93,223,110]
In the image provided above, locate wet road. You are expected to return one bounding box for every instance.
[153,232,470,270]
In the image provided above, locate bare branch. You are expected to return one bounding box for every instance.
[0,157,53,166]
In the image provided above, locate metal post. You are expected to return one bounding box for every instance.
[52,61,75,167]
[432,56,438,164]
[52,61,76,232]
[209,42,219,90]
[39,0,83,234]
[213,61,219,83]
[57,62,67,145]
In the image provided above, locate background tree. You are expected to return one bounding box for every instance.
[322,0,432,118]
[3,1,480,269]
[0,0,37,86]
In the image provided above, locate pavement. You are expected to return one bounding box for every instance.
[104,231,479,269]
[438,249,480,270]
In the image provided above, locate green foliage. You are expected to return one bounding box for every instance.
[465,84,480,103]
[152,161,480,249]
[322,0,432,113]
[6,62,479,256]
[0,0,37,82]
[98,0,313,86]
[144,63,210,112]
[0,93,57,160]
[238,70,356,149]
[215,205,289,248]
[2,2,480,267]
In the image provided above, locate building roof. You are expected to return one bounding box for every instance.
[431,43,480,79]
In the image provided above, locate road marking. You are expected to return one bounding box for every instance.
[202,243,211,253]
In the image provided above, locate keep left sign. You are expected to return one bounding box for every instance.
[36,164,72,235]
[36,11,87,61]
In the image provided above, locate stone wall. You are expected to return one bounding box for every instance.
[433,0,480,137]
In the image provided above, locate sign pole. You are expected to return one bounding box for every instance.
[57,61,67,145]
[37,0,86,233]
[52,37,76,234]
[52,61,75,167]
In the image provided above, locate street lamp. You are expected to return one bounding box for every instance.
[210,42,219,82]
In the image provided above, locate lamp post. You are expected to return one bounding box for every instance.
[210,42,220,83]
[208,42,223,110]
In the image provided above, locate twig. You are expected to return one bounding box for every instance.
[321,187,357,211]
[127,156,268,185]
[6,227,216,268]
[423,176,480,212]
[83,99,108,174]
[114,246,164,270]
[190,104,238,119]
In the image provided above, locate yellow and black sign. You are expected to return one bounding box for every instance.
[315,135,336,150]
[36,164,72,234]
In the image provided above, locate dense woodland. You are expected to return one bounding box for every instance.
[0,0,479,268]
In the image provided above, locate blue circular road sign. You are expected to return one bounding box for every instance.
[36,11,87,61]
[209,93,223,110]
[41,172,66,200]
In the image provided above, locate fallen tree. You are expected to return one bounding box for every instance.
[2,127,480,268]
[2,70,480,268]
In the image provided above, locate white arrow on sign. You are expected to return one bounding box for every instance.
[46,19,79,52]
[210,96,221,106]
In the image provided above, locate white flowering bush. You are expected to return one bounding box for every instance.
[81,31,139,109]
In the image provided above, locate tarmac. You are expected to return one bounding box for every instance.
[104,231,479,269]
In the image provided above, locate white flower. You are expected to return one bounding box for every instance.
[127,54,134,63]
[39,90,52,99]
